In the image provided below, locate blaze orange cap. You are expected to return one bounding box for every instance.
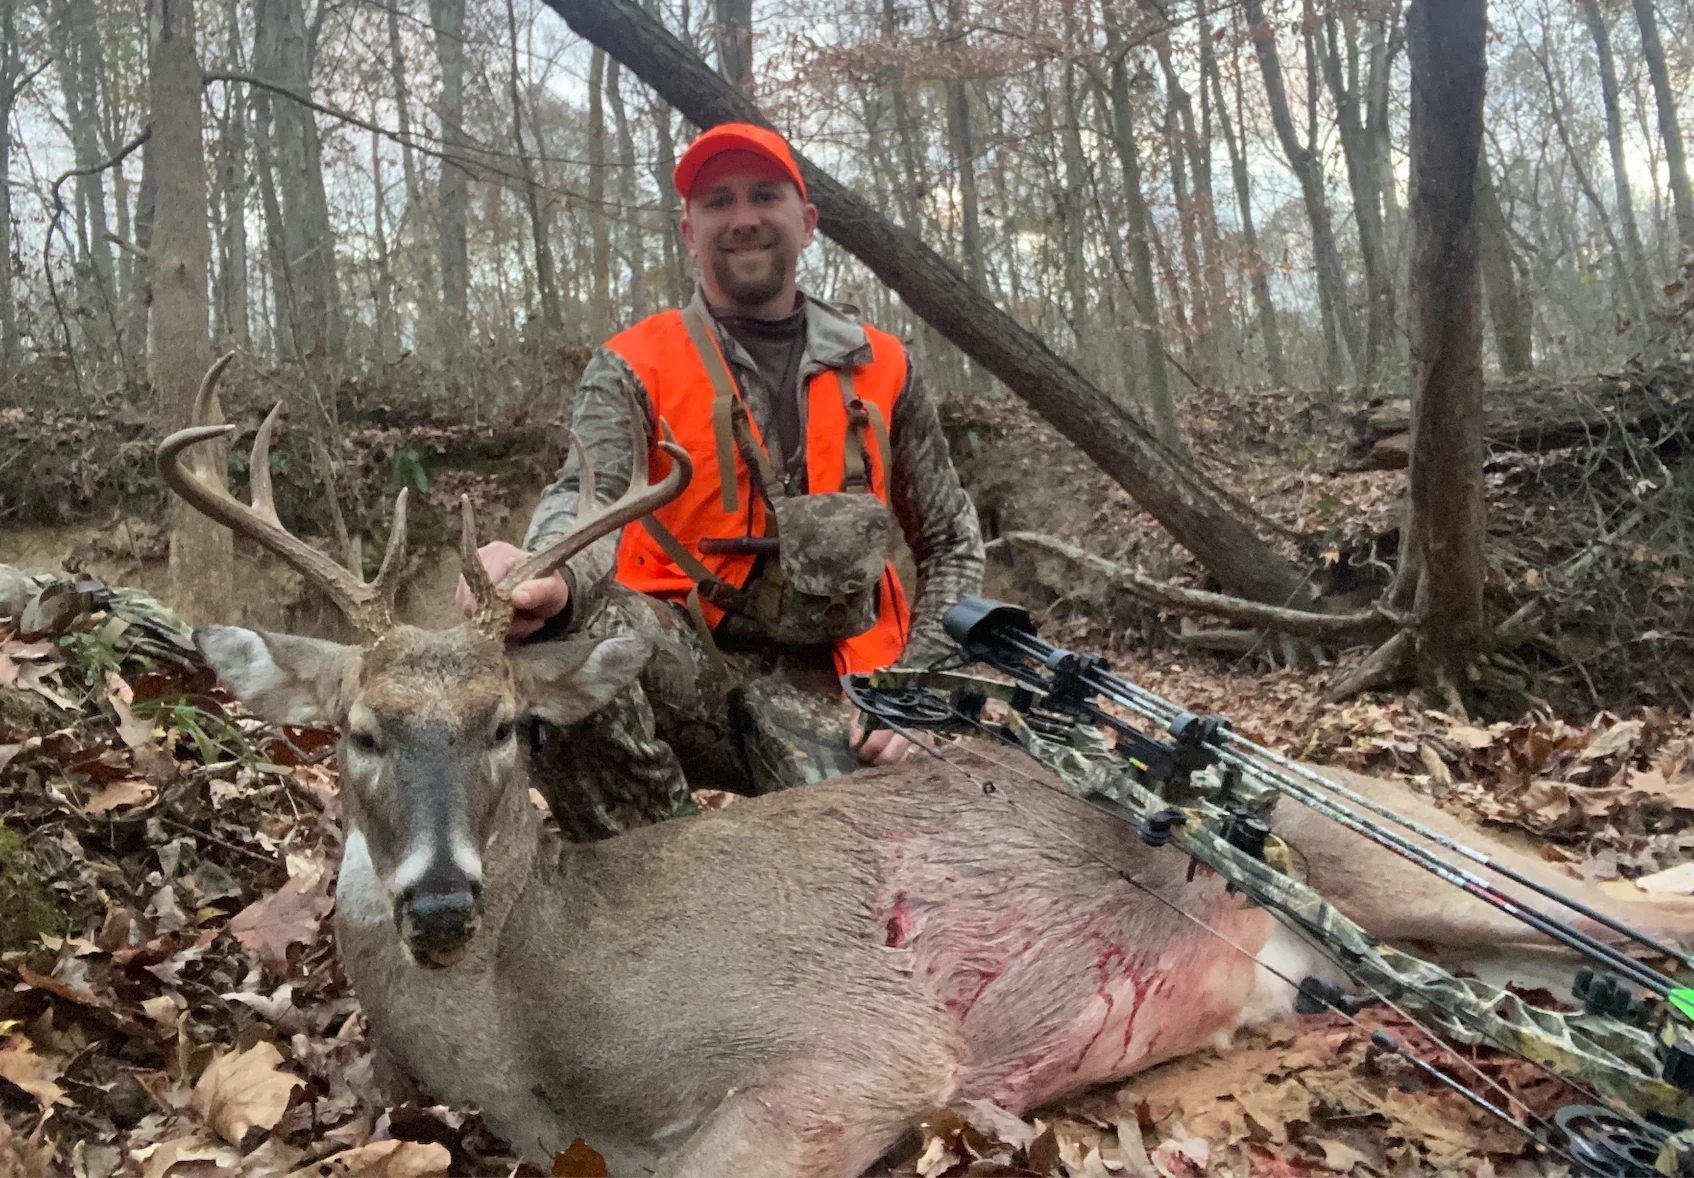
[673,123,807,203]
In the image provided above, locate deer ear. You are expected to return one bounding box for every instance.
[194,626,361,727]
[508,636,653,727]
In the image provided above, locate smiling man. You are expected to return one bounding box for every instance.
[461,123,982,837]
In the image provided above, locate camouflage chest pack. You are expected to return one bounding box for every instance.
[640,303,896,650]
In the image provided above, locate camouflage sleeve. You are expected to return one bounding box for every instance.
[523,347,655,632]
[887,363,984,666]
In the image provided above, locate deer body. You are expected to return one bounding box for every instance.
[333,748,1302,1175]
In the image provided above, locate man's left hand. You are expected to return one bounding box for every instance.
[849,714,921,765]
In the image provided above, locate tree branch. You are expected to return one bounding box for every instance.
[995,531,1392,639]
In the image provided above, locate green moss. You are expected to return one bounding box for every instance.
[0,824,71,951]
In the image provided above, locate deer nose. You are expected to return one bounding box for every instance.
[395,880,484,969]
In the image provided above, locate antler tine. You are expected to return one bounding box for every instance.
[193,352,236,428]
[157,356,399,639]
[370,488,410,602]
[249,400,285,525]
[458,495,503,634]
[573,430,595,525]
[496,419,692,602]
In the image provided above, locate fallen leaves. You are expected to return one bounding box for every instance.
[194,1041,305,1145]
[227,870,335,977]
[289,1138,452,1177]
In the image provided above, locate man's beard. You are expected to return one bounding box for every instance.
[708,236,792,307]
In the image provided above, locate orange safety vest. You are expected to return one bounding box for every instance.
[607,307,911,676]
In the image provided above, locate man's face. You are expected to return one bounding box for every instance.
[680,150,818,313]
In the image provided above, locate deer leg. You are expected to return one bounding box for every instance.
[655,1086,907,1178]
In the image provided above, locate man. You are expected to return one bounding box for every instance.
[461,122,982,838]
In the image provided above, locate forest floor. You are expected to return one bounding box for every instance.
[2,361,1693,1176]
[4,563,1694,1177]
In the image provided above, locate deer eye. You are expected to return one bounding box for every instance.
[492,720,516,745]
[348,730,380,754]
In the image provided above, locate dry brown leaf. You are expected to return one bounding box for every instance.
[0,1041,66,1107]
[193,1040,303,1145]
[1632,862,1694,894]
[1443,724,1497,750]
[1311,1137,1370,1172]
[288,1139,452,1177]
[1235,1078,1312,1145]
[228,872,333,975]
[1580,719,1643,762]
[551,1137,609,1178]
[104,670,175,784]
[134,1133,241,1178]
[0,1113,56,1177]
[82,778,155,816]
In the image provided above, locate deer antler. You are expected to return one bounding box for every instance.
[157,353,410,639]
[460,393,692,639]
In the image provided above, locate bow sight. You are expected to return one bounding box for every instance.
[843,596,1694,1176]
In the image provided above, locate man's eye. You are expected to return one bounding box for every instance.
[349,731,380,753]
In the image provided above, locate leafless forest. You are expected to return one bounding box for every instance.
[2,0,1691,678]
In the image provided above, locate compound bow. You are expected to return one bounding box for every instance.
[844,597,1694,1176]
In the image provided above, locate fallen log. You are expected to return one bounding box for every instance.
[1338,363,1694,471]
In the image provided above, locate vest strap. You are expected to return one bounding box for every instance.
[837,367,889,494]
[639,513,730,590]
[680,302,742,516]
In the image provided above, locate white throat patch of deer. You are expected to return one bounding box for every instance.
[163,358,1694,1176]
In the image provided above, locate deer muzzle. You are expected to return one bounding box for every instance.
[395,878,484,969]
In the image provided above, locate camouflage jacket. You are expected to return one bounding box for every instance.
[525,288,983,667]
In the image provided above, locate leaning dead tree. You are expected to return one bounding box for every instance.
[537,0,1315,612]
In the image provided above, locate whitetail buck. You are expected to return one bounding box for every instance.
[162,358,1694,1176]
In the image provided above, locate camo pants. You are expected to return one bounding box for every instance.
[528,584,863,841]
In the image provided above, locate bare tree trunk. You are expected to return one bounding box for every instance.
[608,58,647,321]
[649,80,686,308]
[1631,0,1694,253]
[256,0,342,361]
[1158,27,1229,381]
[587,46,612,339]
[1536,41,1641,326]
[0,0,20,364]
[1059,61,1091,358]
[711,0,751,93]
[1163,92,1208,379]
[1243,0,1362,383]
[388,0,439,352]
[216,0,249,350]
[506,0,560,336]
[1476,154,1533,376]
[49,0,116,343]
[944,0,986,297]
[150,0,231,624]
[1321,8,1396,383]
[429,0,469,363]
[1207,15,1287,387]
[1097,12,1176,444]
[541,0,1317,609]
[1579,0,1654,308]
[1405,0,1487,700]
[372,128,396,357]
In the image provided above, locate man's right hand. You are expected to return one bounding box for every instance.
[455,540,569,640]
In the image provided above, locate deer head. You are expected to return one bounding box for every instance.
[160,355,690,968]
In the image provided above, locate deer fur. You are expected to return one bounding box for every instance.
[196,620,1694,1178]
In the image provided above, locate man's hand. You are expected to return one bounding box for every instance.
[849,713,922,766]
[455,540,569,640]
